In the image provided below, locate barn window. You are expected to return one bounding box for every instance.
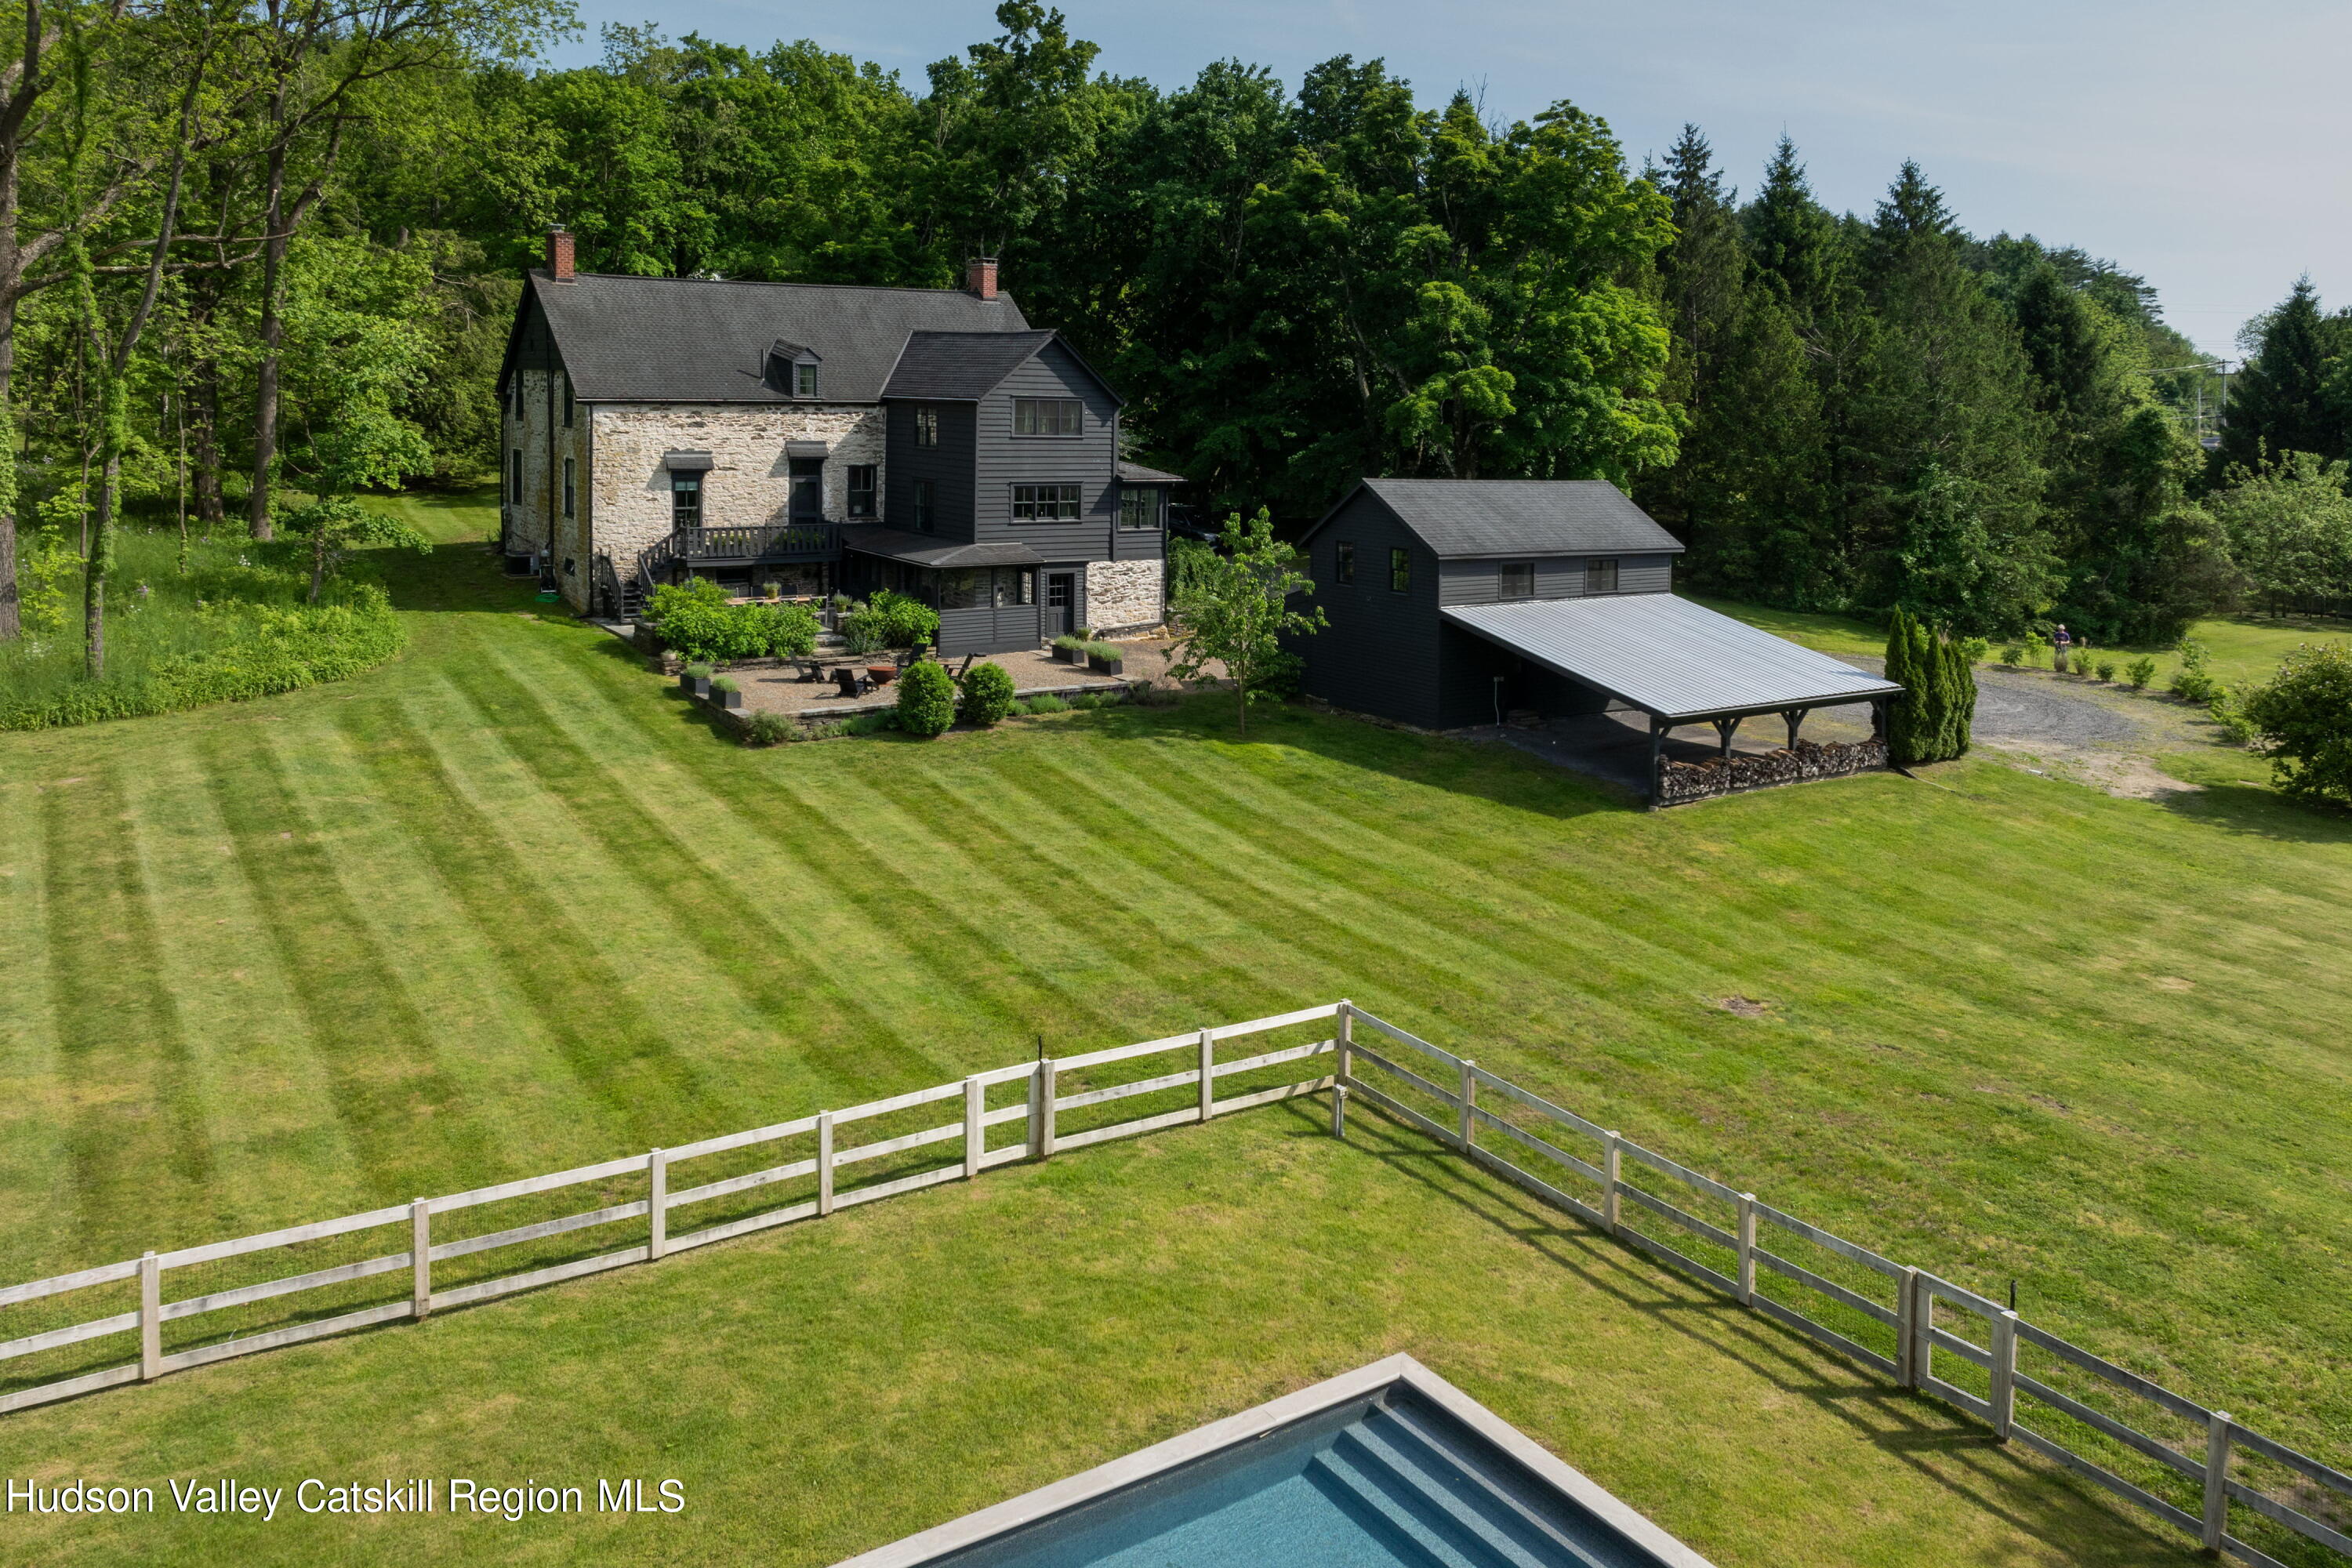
[914,406,939,448]
[561,376,574,427]
[562,457,575,518]
[848,465,877,517]
[1389,547,1410,593]
[1335,542,1355,585]
[509,449,523,503]
[1012,483,1082,521]
[913,479,935,531]
[672,473,702,529]
[1585,557,1619,595]
[1500,562,1534,600]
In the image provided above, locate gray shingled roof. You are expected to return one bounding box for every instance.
[1116,459,1185,484]
[881,330,1058,401]
[839,526,1045,568]
[1334,479,1685,559]
[524,271,1030,404]
[1444,595,1900,720]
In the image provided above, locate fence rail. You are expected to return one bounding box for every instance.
[2,1003,2344,1564]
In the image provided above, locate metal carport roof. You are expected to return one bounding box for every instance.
[1443,593,1901,722]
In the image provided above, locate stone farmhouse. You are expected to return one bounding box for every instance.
[495,230,1178,655]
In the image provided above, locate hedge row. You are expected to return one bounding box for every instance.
[0,587,407,731]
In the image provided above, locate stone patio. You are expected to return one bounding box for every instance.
[724,635,1221,722]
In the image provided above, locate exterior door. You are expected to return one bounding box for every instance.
[788,459,824,525]
[1045,572,1076,637]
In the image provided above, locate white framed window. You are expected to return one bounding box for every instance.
[1013,398,1082,436]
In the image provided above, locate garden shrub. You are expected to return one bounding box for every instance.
[957,660,1018,727]
[753,601,819,657]
[2171,639,2220,703]
[650,579,760,662]
[894,659,956,736]
[1959,636,1991,664]
[742,712,795,746]
[1999,644,2024,666]
[840,711,899,735]
[2125,655,2158,690]
[2241,644,2352,804]
[2095,659,2116,682]
[1023,693,1069,714]
[843,589,938,654]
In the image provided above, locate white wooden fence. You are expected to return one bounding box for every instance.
[2,1001,2344,1565]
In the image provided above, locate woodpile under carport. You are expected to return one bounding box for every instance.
[1657,737,1889,806]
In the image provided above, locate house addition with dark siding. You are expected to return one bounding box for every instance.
[493,233,1176,652]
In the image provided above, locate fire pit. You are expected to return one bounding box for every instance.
[866,666,898,686]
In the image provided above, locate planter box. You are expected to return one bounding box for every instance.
[1087,652,1124,675]
[1054,645,1084,664]
[712,687,744,712]
[688,677,712,701]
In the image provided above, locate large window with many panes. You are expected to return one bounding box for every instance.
[1013,398,1082,436]
[1013,483,1083,521]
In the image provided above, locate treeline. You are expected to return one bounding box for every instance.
[5,0,2351,662]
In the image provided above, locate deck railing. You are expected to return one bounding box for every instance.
[1,1004,2343,1564]
[672,521,840,562]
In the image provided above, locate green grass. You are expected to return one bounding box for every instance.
[4,499,2351,1563]
[1693,591,2352,691]
[0,1110,2211,1567]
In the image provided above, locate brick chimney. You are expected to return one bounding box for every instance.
[547,226,575,282]
[965,256,998,299]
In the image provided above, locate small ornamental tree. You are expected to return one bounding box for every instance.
[2241,644,2352,807]
[895,659,956,736]
[278,498,432,604]
[957,659,1018,727]
[1164,509,1326,737]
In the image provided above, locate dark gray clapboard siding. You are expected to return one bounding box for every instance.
[885,401,978,542]
[935,604,1045,657]
[1438,553,1676,604]
[1296,489,1446,727]
[975,342,1119,561]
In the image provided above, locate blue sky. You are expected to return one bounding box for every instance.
[546,2,2350,359]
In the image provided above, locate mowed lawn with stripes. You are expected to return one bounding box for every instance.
[2,494,2351,1558]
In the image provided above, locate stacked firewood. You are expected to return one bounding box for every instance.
[1657,738,1889,805]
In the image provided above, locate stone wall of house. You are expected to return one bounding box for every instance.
[501,366,594,610]
[1085,558,1164,634]
[588,402,887,572]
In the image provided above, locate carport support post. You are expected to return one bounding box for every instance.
[1713,715,1740,757]
[1781,707,1805,751]
[1871,697,1889,742]
[1646,717,1667,810]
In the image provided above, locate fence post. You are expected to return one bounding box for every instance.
[1457,1059,1476,1152]
[1990,1309,2018,1441]
[1038,1060,1058,1159]
[410,1200,431,1319]
[2203,1410,2234,1551]
[1330,1083,1348,1139]
[1335,1001,1352,1087]
[964,1076,985,1179]
[1896,1269,1922,1388]
[1197,1027,1215,1122]
[817,1112,836,1217]
[1914,1276,1936,1389]
[1602,1132,1622,1232]
[1736,1194,1757,1307]
[648,1150,667,1261]
[139,1251,162,1380]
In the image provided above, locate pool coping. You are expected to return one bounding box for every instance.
[827,1352,1720,1568]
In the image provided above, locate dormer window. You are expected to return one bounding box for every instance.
[766,339,821,398]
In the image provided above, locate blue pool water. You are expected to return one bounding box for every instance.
[931,1389,1675,1568]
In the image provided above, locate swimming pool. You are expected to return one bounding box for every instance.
[834,1356,1715,1568]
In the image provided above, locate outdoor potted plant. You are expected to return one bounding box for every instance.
[1086,641,1124,675]
[682,662,714,700]
[1052,633,1087,665]
[760,581,782,601]
[710,674,745,712]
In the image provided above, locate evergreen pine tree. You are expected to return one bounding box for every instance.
[1640,125,1747,546]
[1846,163,2055,633]
[2219,279,2347,469]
